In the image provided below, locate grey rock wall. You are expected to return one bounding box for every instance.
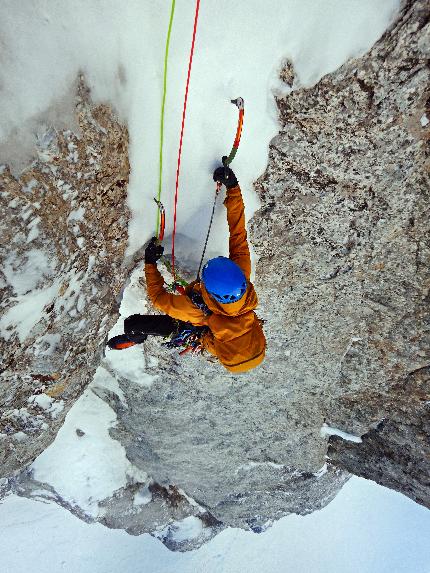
[1,0,428,552]
[0,79,130,476]
[250,0,429,506]
[99,1,430,543]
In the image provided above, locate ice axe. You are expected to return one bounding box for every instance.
[197,97,245,280]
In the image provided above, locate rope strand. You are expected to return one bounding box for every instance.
[171,0,201,279]
[155,0,176,236]
[196,183,221,280]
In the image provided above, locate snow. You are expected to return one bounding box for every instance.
[420,113,429,127]
[133,485,153,507]
[1,476,430,573]
[1,249,61,342]
[22,178,38,193]
[0,0,400,260]
[0,279,61,342]
[11,431,28,443]
[314,462,329,478]
[29,393,55,411]
[236,461,285,474]
[26,217,41,242]
[8,197,19,209]
[52,257,96,317]
[31,366,148,517]
[33,332,61,356]
[155,516,204,543]
[3,249,54,296]
[320,423,363,443]
[104,263,159,388]
[67,206,85,223]
[28,394,64,419]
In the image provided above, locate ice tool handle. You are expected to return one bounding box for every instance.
[224,97,244,168]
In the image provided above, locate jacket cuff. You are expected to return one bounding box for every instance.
[224,184,241,205]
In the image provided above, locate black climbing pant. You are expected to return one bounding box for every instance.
[124,314,185,342]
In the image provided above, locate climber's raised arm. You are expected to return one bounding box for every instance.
[213,164,251,280]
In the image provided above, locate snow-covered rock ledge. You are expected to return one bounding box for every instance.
[0,78,130,477]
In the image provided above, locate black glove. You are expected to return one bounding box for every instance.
[213,157,238,189]
[145,237,164,264]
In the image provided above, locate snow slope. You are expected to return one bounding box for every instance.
[0,0,400,259]
[1,477,430,573]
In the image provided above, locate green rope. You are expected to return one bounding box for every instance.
[156,0,176,236]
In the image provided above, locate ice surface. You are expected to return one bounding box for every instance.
[320,423,363,443]
[0,0,400,260]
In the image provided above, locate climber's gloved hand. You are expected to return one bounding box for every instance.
[213,156,238,189]
[145,237,164,264]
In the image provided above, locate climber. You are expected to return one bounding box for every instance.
[107,162,266,373]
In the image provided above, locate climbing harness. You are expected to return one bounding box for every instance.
[163,324,207,355]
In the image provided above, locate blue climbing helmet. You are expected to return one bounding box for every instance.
[201,256,247,304]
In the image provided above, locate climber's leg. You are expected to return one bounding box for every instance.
[124,314,181,339]
[106,314,185,350]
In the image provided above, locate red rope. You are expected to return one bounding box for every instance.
[171,0,201,279]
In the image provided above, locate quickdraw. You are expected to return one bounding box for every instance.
[154,198,165,242]
[154,198,187,294]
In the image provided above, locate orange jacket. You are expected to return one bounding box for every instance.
[145,184,266,373]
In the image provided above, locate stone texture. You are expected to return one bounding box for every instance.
[107,0,430,536]
[1,0,429,552]
[328,365,430,507]
[250,0,429,506]
[0,78,130,476]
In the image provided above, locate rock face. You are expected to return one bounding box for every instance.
[99,0,429,541]
[1,0,429,552]
[250,0,429,506]
[0,80,130,476]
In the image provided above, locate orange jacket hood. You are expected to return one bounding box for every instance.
[200,282,258,317]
